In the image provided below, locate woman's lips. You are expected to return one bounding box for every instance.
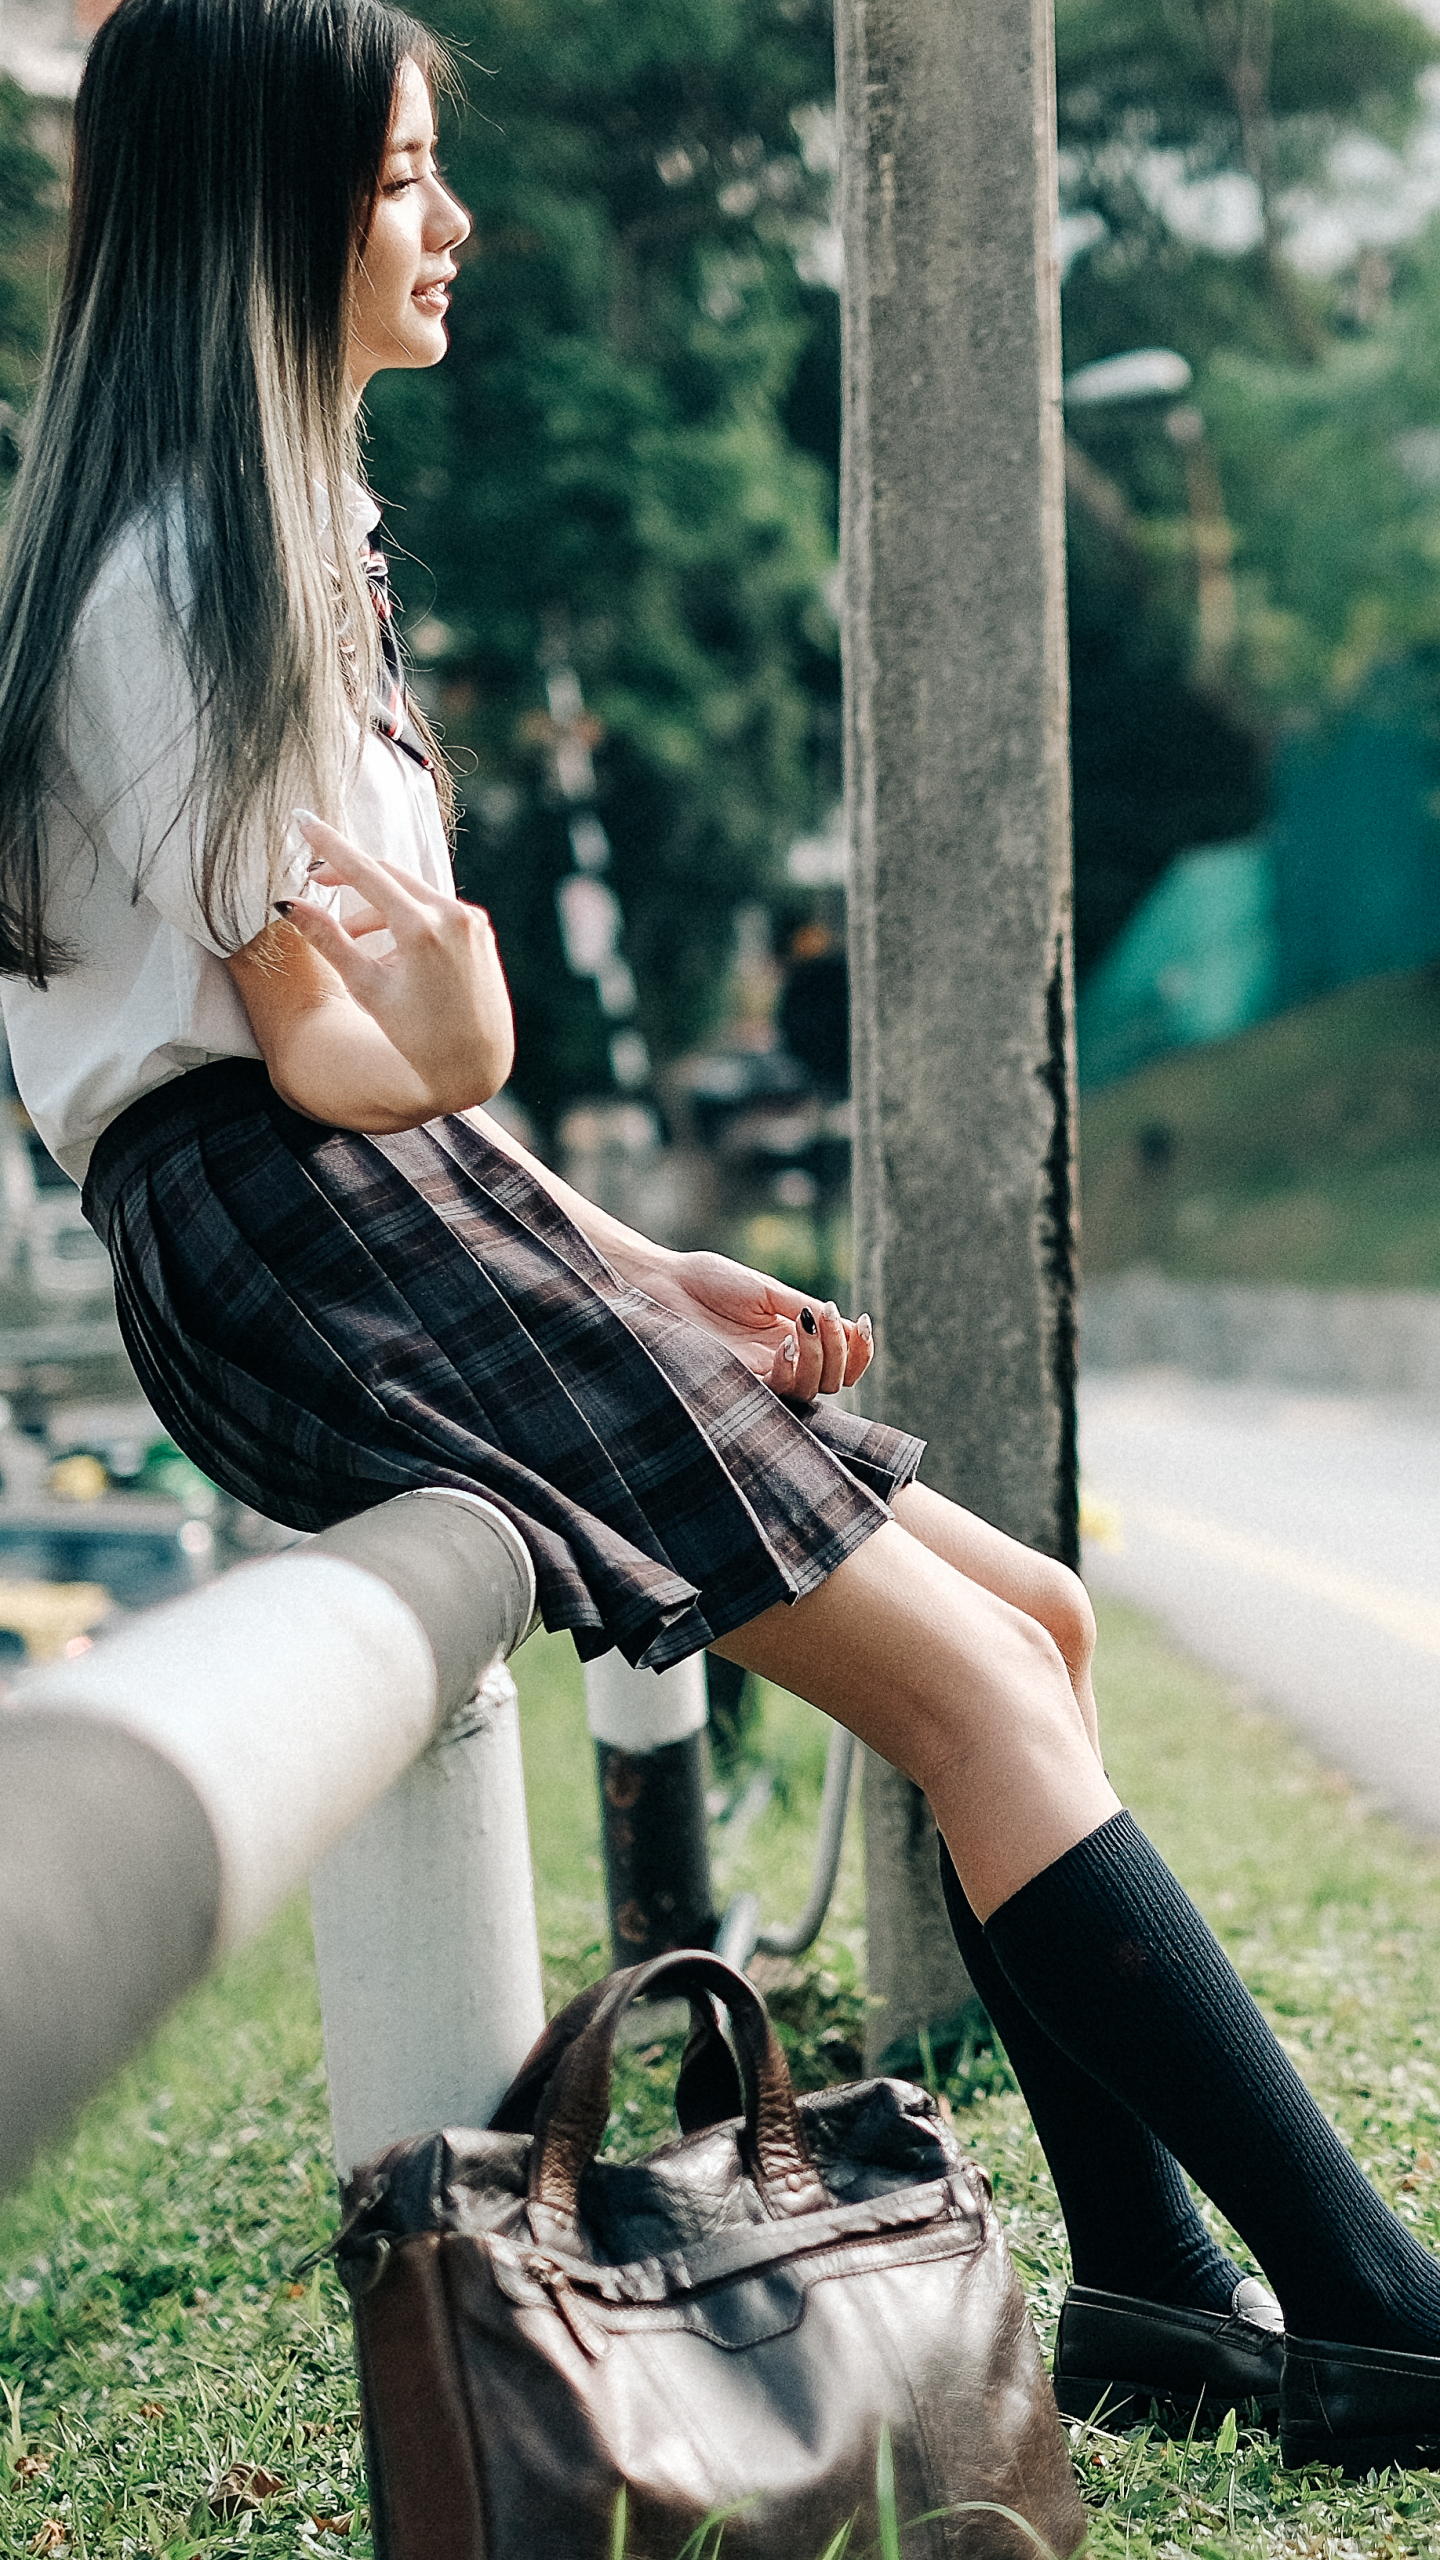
[413,268,457,314]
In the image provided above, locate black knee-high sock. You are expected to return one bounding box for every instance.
[937,1841,1245,2311]
[985,1811,1440,2351]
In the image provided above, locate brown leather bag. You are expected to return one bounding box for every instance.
[335,1950,1085,2560]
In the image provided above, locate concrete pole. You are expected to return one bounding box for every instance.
[837,0,1078,2064]
[583,1653,717,1963]
[311,1660,545,2177]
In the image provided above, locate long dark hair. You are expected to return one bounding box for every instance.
[0,0,451,983]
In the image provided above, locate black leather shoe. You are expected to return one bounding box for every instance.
[1282,2334,1440,2473]
[1054,2279,1284,2430]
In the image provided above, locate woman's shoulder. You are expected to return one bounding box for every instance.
[74,487,195,648]
[61,487,204,777]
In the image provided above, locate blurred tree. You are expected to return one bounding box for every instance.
[364,0,839,1132]
[1056,0,1440,968]
[1059,0,1438,357]
[0,79,64,486]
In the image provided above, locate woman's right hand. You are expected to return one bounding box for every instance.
[274,810,515,1114]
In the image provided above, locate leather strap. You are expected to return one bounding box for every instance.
[490,1970,742,2138]
[527,1952,828,2244]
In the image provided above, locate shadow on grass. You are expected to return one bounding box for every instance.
[607,2427,1066,2559]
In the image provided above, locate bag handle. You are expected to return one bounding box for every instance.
[527,1950,829,2247]
[490,1970,743,2138]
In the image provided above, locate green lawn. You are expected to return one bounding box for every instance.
[1080,965,1440,1286]
[6,1606,1440,2553]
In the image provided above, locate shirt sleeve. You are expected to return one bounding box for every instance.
[59,518,308,957]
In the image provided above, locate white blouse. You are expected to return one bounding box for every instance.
[1,481,454,1184]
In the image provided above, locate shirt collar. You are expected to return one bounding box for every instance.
[314,472,382,565]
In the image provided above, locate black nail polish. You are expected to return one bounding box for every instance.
[799,1306,818,1336]
[273,900,295,917]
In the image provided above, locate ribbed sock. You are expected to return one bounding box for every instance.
[984,1811,1440,2351]
[937,1839,1246,2312]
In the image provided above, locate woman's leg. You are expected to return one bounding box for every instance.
[935,1844,1252,2316]
[889,1481,1101,1756]
[887,1483,1249,2308]
[714,1522,1440,2359]
[742,1485,1246,2304]
[712,1516,1115,1919]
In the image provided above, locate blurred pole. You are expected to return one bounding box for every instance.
[1166,404,1237,680]
[837,0,1078,2064]
[584,1653,718,1964]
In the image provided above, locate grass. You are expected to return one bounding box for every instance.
[1079,963,1440,1285]
[7,1605,1440,2550]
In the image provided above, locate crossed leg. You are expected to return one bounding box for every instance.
[709,1480,1117,1922]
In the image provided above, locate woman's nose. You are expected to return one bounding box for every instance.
[431,184,471,253]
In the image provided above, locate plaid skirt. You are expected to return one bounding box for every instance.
[82,1061,924,1672]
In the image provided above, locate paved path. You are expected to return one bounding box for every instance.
[1080,1373,1440,1834]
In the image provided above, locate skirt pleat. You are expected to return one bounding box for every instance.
[84,1061,925,1670]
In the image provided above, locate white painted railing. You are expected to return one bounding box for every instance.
[0,1487,542,2192]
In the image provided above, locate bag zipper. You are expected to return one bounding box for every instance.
[524,2252,611,2361]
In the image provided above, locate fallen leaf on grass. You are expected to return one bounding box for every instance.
[209,2463,287,2516]
[14,2454,51,2480]
[284,2280,308,2298]
[137,2402,166,2420]
[309,2514,354,2536]
[29,2524,67,2554]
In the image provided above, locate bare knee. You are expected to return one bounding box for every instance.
[1029,1559,1096,1688]
[932,1603,1098,1801]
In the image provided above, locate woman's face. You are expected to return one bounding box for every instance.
[347,57,471,395]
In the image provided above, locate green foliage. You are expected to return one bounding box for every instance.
[364,0,839,1127]
[1058,0,1440,969]
[1079,963,1440,1284]
[0,78,62,422]
[13,1599,1440,2549]
[1058,0,1439,171]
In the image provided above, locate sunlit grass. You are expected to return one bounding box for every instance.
[6,1602,1440,2548]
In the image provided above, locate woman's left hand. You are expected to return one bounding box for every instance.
[637,1251,873,1399]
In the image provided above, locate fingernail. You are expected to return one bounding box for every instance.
[782,1333,799,1368]
[798,1306,818,1337]
[273,900,295,917]
[292,806,321,832]
[858,1312,874,1342]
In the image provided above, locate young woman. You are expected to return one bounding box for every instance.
[2,0,1439,2472]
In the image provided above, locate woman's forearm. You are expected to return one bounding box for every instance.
[465,1106,678,1283]
[228,932,514,1130]
[271,991,511,1129]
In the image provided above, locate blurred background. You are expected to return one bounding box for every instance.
[8,0,1440,1293]
[0,0,1439,1758]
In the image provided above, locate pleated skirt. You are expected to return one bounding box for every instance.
[82,1061,925,1672]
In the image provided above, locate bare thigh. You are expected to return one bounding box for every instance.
[891,1481,1100,1754]
[710,1516,1118,1920]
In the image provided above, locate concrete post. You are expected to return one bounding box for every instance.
[310,1661,545,2177]
[584,1653,717,1964]
[837,0,1077,2063]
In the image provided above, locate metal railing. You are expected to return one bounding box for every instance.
[0,1486,540,2190]
[0,1481,861,2198]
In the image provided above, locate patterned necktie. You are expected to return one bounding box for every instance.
[360,538,434,773]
